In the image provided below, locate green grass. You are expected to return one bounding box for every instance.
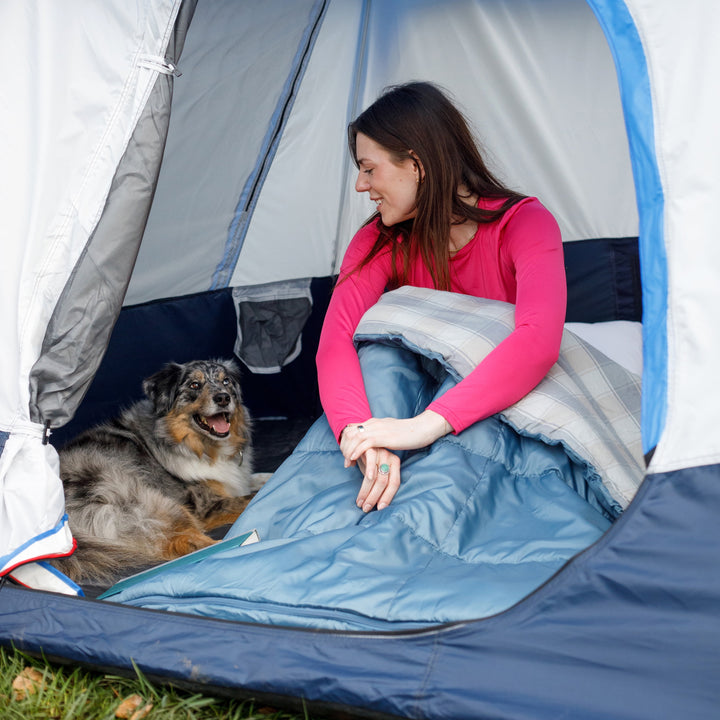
[0,645,311,720]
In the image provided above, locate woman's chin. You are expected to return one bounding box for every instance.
[379,209,415,227]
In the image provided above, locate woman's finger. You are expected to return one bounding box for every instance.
[355,448,379,508]
[359,461,391,512]
[376,456,401,510]
[347,426,384,464]
[341,422,372,466]
[356,452,401,512]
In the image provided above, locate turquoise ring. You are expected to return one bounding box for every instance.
[379,463,390,474]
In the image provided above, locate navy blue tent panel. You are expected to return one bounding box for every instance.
[2,465,719,719]
[563,237,641,322]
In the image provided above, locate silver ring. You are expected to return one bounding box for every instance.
[379,463,390,474]
[357,425,365,432]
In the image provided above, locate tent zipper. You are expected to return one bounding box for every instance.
[137,54,182,76]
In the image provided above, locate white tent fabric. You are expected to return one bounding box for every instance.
[617,0,720,472]
[127,0,637,300]
[126,0,326,304]
[0,0,182,575]
[326,0,639,268]
[230,0,369,289]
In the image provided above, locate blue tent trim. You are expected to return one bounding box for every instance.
[211,0,330,290]
[0,514,71,574]
[588,0,668,456]
[2,464,719,719]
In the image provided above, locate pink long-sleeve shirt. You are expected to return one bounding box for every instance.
[317,196,567,441]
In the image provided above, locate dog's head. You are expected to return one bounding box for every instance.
[143,359,249,460]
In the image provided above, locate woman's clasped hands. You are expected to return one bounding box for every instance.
[340,410,452,513]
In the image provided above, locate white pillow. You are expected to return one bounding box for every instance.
[565,321,643,377]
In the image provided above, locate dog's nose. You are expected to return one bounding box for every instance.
[213,392,231,407]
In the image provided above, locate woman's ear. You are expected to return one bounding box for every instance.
[409,150,425,182]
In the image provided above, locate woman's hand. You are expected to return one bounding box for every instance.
[341,410,452,512]
[353,448,401,512]
[341,410,452,461]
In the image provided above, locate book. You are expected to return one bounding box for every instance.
[98,529,260,599]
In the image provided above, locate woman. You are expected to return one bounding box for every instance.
[316,81,566,514]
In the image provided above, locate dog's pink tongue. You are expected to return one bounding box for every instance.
[207,414,230,434]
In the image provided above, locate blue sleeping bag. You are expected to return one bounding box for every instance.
[103,289,643,630]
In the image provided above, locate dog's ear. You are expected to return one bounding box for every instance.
[143,363,184,414]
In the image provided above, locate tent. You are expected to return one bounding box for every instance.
[2,0,720,717]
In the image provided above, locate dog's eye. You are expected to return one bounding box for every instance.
[189,381,201,390]
[222,378,230,386]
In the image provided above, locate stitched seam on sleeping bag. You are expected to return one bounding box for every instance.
[386,488,572,564]
[385,423,504,611]
[389,430,572,566]
[448,421,581,492]
[442,420,504,542]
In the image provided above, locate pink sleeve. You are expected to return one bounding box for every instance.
[428,201,567,433]
[316,224,391,441]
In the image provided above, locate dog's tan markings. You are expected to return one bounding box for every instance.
[165,407,216,460]
[227,415,248,457]
[205,479,231,497]
[161,508,216,559]
[185,480,253,531]
[186,427,214,459]
[165,411,193,443]
[202,498,253,531]
[163,531,216,559]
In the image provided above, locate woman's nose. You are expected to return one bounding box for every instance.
[355,172,369,193]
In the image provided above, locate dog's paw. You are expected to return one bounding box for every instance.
[164,532,217,560]
[250,472,273,492]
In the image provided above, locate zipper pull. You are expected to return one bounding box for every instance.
[137,54,182,77]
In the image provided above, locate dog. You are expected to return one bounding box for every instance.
[53,359,268,585]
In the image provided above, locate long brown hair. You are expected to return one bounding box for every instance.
[346,81,525,290]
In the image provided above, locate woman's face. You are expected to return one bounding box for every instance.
[354,132,419,226]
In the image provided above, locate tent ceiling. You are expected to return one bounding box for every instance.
[127,0,637,303]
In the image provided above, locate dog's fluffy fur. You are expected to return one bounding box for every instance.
[53,359,267,585]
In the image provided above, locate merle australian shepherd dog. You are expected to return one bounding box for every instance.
[53,359,267,585]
